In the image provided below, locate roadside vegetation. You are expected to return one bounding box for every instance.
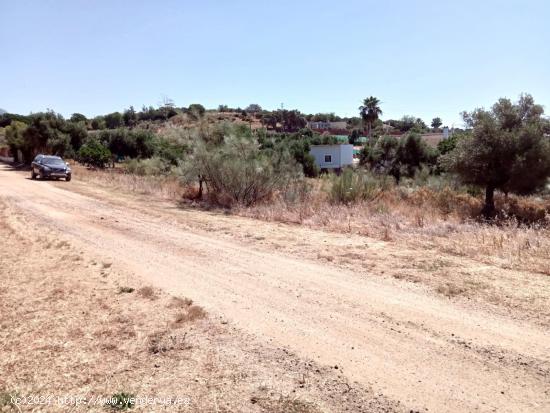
[1,93,549,232]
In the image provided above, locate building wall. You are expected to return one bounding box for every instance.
[310,144,353,169]
[339,144,354,166]
[307,121,348,130]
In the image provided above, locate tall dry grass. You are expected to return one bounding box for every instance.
[237,181,550,275]
[73,164,185,200]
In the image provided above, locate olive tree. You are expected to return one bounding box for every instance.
[443,94,550,218]
[431,117,442,130]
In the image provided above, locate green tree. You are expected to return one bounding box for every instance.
[91,116,106,130]
[65,121,88,151]
[363,135,400,179]
[187,104,206,120]
[23,112,70,161]
[395,132,437,177]
[104,112,123,129]
[363,133,436,181]
[443,94,550,218]
[5,121,28,162]
[122,106,137,127]
[70,113,87,123]
[245,104,262,114]
[77,139,111,167]
[437,131,466,155]
[359,96,382,136]
[431,117,442,130]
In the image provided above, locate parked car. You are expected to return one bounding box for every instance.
[31,155,72,181]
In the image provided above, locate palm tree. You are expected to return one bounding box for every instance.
[359,96,383,136]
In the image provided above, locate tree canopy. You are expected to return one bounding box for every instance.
[442,94,550,217]
[431,117,442,129]
[359,96,382,136]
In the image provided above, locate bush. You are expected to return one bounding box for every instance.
[181,135,302,206]
[107,392,135,410]
[77,140,111,167]
[329,169,390,204]
[97,128,156,159]
[124,157,171,176]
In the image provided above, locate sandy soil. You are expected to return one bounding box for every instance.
[0,163,548,412]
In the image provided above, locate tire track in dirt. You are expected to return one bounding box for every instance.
[1,165,549,412]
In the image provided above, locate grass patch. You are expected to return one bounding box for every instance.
[173,305,207,325]
[251,395,321,413]
[167,296,193,308]
[436,283,467,298]
[118,286,135,294]
[107,392,135,410]
[137,286,157,300]
[0,391,17,411]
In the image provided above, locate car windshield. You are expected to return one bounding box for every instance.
[43,158,65,166]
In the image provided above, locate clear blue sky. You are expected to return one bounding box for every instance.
[1,0,549,126]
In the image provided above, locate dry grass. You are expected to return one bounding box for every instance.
[167,296,193,308]
[436,283,468,298]
[251,394,321,413]
[72,164,184,200]
[173,305,207,325]
[239,184,550,276]
[137,285,157,300]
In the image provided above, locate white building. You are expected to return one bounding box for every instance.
[309,144,354,170]
[307,121,348,130]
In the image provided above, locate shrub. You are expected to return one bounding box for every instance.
[173,305,207,324]
[124,157,171,176]
[181,135,302,206]
[329,169,389,204]
[107,392,135,410]
[98,128,156,159]
[77,139,111,167]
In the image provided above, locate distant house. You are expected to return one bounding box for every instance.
[309,144,354,170]
[307,120,348,130]
[307,120,348,134]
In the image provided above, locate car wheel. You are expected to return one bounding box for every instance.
[31,171,36,180]
[66,175,71,182]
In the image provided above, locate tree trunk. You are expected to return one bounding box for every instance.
[481,185,496,219]
[197,176,204,199]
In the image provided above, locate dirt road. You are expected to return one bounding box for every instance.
[1,164,548,412]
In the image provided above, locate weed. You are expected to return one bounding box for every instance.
[436,283,467,298]
[107,392,135,410]
[147,331,190,354]
[173,305,207,325]
[0,391,17,411]
[118,286,135,294]
[251,394,320,413]
[167,296,193,308]
[137,286,157,300]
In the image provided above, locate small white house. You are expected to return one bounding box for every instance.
[309,144,354,170]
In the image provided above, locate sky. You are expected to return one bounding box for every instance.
[1,0,549,126]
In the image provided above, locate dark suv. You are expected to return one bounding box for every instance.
[31,155,72,181]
